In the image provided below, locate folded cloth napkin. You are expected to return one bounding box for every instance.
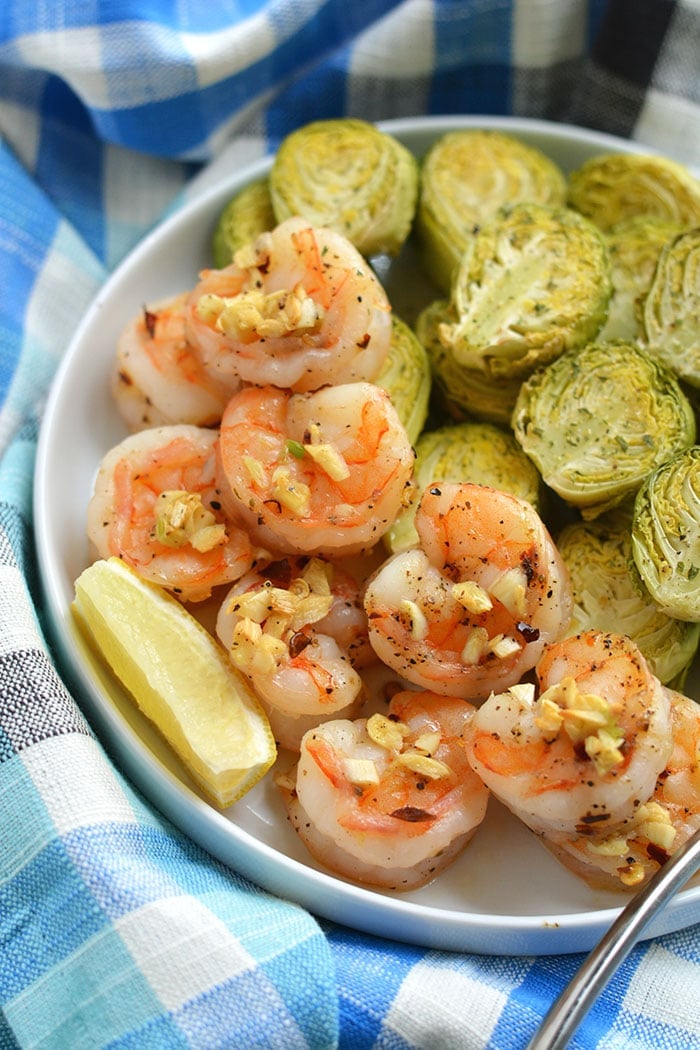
[2,2,700,1047]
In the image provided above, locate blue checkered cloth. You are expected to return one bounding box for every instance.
[2,2,700,1047]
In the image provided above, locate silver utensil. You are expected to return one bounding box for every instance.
[527,827,700,1049]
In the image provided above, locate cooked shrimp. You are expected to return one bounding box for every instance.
[363,482,572,699]
[185,217,392,392]
[548,686,700,890]
[465,631,674,853]
[215,381,415,557]
[111,293,235,431]
[280,689,489,890]
[87,424,262,602]
[215,556,367,721]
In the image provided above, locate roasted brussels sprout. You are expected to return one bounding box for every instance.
[642,228,700,388]
[440,203,611,380]
[269,118,419,257]
[212,178,276,268]
[558,514,700,685]
[598,217,681,343]
[374,315,431,445]
[631,445,700,621]
[416,129,566,292]
[415,299,521,427]
[567,152,700,232]
[512,341,696,519]
[386,420,543,552]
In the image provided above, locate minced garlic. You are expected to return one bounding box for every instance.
[154,491,227,552]
[586,800,676,870]
[197,284,324,341]
[270,466,311,516]
[399,599,429,640]
[395,752,451,780]
[461,626,489,665]
[452,580,493,614]
[227,560,336,675]
[489,567,528,618]
[303,441,351,481]
[487,633,521,659]
[343,757,380,786]
[367,712,408,752]
[535,675,624,776]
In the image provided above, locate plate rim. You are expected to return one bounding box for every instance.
[33,113,700,956]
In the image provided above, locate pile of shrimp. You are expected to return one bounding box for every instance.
[88,214,700,894]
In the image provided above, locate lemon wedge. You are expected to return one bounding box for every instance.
[72,557,276,807]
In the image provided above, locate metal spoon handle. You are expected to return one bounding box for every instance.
[527,828,700,1050]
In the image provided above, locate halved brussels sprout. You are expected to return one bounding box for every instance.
[557,514,700,685]
[512,340,696,519]
[415,299,521,427]
[416,129,566,293]
[269,118,419,257]
[642,228,700,387]
[598,217,682,343]
[631,445,700,621]
[212,178,276,268]
[567,152,700,231]
[439,203,611,380]
[386,420,543,552]
[374,315,431,445]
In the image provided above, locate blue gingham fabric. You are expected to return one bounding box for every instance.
[2,2,700,1047]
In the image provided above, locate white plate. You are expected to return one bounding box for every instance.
[34,116,700,956]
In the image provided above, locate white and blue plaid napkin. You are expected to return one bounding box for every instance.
[2,2,700,1047]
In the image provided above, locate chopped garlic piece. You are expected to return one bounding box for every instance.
[414,730,441,755]
[535,696,565,738]
[303,441,351,481]
[302,557,333,596]
[452,579,493,614]
[635,801,676,851]
[229,618,287,675]
[343,757,380,785]
[487,634,521,659]
[399,599,429,640]
[198,284,324,341]
[154,491,226,552]
[586,835,629,858]
[242,455,267,486]
[508,682,536,707]
[367,712,408,752]
[271,466,311,516]
[535,675,624,773]
[461,626,489,664]
[619,862,646,887]
[585,728,625,776]
[288,594,333,631]
[489,567,528,617]
[232,583,293,623]
[396,752,451,780]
